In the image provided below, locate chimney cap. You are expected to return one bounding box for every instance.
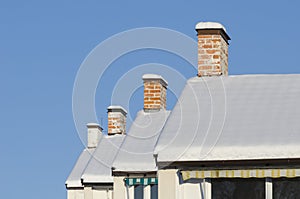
[107,105,127,115]
[86,123,103,130]
[195,22,226,32]
[195,21,230,43]
[142,74,168,87]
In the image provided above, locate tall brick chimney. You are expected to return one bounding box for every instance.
[107,106,127,135]
[87,123,102,148]
[143,74,168,112]
[195,22,231,77]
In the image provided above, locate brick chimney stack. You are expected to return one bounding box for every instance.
[107,106,127,135]
[143,74,168,112]
[195,22,231,77]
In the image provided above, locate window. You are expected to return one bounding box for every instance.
[125,177,158,199]
[212,178,265,199]
[273,177,300,199]
[134,185,144,199]
[150,184,158,199]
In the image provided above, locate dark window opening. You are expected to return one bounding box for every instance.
[151,184,158,199]
[134,185,144,199]
[273,177,300,199]
[212,178,265,199]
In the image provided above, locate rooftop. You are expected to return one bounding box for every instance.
[155,74,300,162]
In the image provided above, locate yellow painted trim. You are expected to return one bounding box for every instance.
[181,168,299,180]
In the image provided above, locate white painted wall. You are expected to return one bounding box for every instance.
[113,176,157,199]
[69,187,113,199]
[114,176,128,199]
[179,178,211,199]
[158,169,212,199]
[265,178,272,199]
[144,185,151,199]
[67,189,84,199]
[126,185,134,199]
[158,169,180,199]
[181,182,202,199]
[84,186,93,199]
[93,189,113,199]
[67,172,211,199]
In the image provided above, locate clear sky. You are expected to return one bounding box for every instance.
[1,0,300,198]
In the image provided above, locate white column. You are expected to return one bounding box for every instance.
[67,189,84,199]
[84,186,93,199]
[202,179,211,199]
[144,185,151,199]
[158,169,179,199]
[125,185,134,199]
[113,177,126,199]
[108,189,113,199]
[265,178,272,199]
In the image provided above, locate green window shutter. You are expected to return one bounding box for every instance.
[125,178,158,186]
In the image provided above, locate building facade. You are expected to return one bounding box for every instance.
[66,22,300,199]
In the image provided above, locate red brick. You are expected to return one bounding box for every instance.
[198,35,212,38]
[203,45,212,48]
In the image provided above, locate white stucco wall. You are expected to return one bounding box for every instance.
[67,189,84,199]
[70,186,113,199]
[93,189,113,199]
[84,187,93,199]
[113,176,127,199]
[158,169,180,199]
[144,185,151,199]
[158,169,212,199]
[67,172,211,199]
[113,176,156,199]
[126,186,134,199]
[265,178,272,199]
[180,179,211,199]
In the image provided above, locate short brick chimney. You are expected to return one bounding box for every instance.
[87,123,102,148]
[143,74,168,111]
[195,22,231,77]
[107,106,127,135]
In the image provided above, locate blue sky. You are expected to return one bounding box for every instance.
[1,0,300,198]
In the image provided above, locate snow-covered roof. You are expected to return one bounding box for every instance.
[81,134,125,183]
[112,110,170,172]
[65,148,94,188]
[155,74,300,163]
[66,110,169,185]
